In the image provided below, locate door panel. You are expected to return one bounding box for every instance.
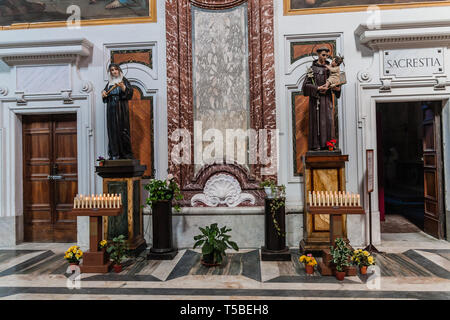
[52,114,78,242]
[422,104,445,239]
[23,114,77,242]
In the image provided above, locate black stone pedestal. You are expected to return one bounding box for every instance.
[261,198,291,261]
[147,200,178,260]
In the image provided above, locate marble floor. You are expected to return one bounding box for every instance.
[0,232,449,300]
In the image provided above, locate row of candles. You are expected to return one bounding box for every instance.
[73,194,122,209]
[308,191,360,207]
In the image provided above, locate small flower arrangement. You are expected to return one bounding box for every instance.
[96,156,106,166]
[299,253,317,267]
[99,239,108,250]
[326,139,337,151]
[64,246,83,264]
[351,249,375,267]
[144,174,183,212]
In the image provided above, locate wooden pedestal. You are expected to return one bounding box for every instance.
[261,198,291,261]
[96,159,147,255]
[300,152,349,253]
[69,208,122,273]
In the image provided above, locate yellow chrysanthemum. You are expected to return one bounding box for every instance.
[299,256,306,263]
[368,256,374,264]
[363,251,370,257]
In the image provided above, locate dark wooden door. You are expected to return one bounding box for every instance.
[23,114,78,242]
[422,104,445,239]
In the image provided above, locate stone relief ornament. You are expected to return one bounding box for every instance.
[357,71,372,83]
[0,86,8,96]
[191,174,256,207]
[81,81,94,93]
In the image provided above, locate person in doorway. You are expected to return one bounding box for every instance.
[102,63,134,160]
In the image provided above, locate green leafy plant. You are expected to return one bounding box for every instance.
[330,238,352,272]
[144,174,183,212]
[193,223,239,265]
[106,234,128,266]
[269,185,286,237]
[260,180,277,198]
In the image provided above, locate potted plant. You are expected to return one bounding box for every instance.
[193,223,239,266]
[299,253,317,275]
[64,246,83,266]
[144,174,183,212]
[269,184,286,237]
[330,238,352,281]
[351,249,376,275]
[260,180,277,199]
[145,174,183,258]
[106,234,128,273]
[96,156,106,166]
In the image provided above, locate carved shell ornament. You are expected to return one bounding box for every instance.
[191,174,255,207]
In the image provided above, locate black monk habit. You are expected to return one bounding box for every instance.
[103,77,134,159]
[302,60,341,150]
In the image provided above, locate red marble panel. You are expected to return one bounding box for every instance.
[166,0,276,206]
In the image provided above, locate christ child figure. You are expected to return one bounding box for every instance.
[317,56,344,91]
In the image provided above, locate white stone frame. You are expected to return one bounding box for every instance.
[356,82,450,245]
[0,93,94,248]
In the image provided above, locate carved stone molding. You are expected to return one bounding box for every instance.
[356,19,450,50]
[358,71,372,83]
[15,91,26,105]
[166,0,276,205]
[81,81,94,93]
[0,86,8,96]
[191,173,256,207]
[379,79,392,93]
[0,38,92,66]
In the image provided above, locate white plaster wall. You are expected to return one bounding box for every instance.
[274,2,450,247]
[0,0,168,248]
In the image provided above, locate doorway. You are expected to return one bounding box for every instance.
[377,101,445,239]
[23,114,78,242]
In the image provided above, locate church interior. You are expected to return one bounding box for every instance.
[0,0,449,301]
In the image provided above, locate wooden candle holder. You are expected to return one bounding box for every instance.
[69,208,123,273]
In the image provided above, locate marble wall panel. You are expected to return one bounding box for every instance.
[192,4,250,172]
[166,0,276,205]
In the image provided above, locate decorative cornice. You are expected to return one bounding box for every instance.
[0,38,93,66]
[355,19,450,49]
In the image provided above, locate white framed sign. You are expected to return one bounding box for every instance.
[383,48,444,78]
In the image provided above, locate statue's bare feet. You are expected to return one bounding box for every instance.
[105,0,123,9]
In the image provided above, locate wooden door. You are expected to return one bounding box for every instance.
[23,114,78,242]
[422,104,445,239]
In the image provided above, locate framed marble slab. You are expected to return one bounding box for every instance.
[284,0,450,15]
[0,0,156,30]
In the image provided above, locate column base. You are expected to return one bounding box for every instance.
[147,248,178,260]
[261,246,291,261]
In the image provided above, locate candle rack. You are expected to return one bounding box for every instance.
[70,196,123,273]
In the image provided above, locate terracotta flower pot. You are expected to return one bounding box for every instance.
[360,266,367,275]
[305,265,314,275]
[69,262,79,266]
[335,271,345,281]
[113,264,122,273]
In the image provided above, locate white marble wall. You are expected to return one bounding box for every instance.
[143,212,303,249]
[274,2,450,246]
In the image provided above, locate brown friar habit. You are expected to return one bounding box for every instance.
[302,60,341,150]
[103,77,134,159]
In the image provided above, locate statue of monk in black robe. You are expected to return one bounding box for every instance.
[302,47,341,151]
[102,63,134,160]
